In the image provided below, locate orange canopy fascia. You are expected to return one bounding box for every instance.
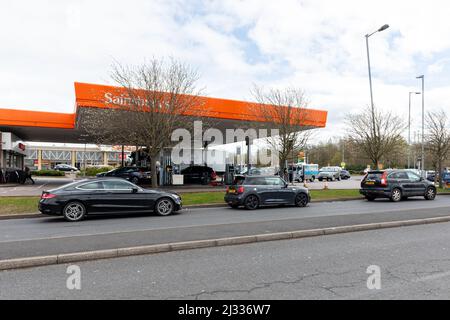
[0,108,75,129]
[74,82,328,128]
[0,82,327,130]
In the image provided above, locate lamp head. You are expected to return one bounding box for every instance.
[378,24,390,32]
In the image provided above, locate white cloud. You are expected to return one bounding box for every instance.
[1,0,450,142]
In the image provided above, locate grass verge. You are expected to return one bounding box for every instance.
[0,188,448,216]
[0,197,40,215]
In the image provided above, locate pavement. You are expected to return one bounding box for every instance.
[0,176,365,197]
[2,220,450,299]
[0,196,449,261]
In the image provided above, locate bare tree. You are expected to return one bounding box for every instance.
[426,109,450,188]
[346,106,405,169]
[82,58,203,188]
[252,87,314,180]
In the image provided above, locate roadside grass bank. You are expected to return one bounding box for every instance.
[0,188,448,216]
[0,197,40,215]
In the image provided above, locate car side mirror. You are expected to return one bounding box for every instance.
[284,183,288,188]
[420,177,424,181]
[132,187,139,193]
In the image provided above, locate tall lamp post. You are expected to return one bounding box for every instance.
[365,24,390,138]
[408,91,421,168]
[416,75,425,174]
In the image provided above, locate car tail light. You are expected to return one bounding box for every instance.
[380,172,388,187]
[41,193,56,199]
[211,171,217,179]
[237,186,245,194]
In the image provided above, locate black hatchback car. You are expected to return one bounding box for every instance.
[224,175,310,209]
[96,166,151,184]
[38,178,182,221]
[360,169,437,202]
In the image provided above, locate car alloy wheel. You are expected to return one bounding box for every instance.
[63,201,86,222]
[244,195,259,210]
[390,188,402,202]
[155,198,174,216]
[425,187,436,200]
[295,193,309,207]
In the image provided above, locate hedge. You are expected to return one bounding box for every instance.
[31,170,65,176]
[79,166,114,176]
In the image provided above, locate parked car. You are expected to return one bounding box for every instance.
[180,166,217,185]
[224,175,310,210]
[340,169,351,180]
[317,166,342,181]
[38,178,182,221]
[54,164,79,172]
[96,166,150,184]
[360,169,436,202]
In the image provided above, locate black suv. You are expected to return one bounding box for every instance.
[224,175,310,209]
[96,166,151,184]
[360,169,437,202]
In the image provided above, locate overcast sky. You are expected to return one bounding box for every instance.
[1,0,450,143]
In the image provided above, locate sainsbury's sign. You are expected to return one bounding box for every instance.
[104,92,168,109]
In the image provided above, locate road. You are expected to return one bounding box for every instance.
[1,221,450,299]
[0,176,364,196]
[0,196,449,260]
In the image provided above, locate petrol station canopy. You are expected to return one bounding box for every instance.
[0,82,328,144]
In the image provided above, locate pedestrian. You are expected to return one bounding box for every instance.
[24,166,35,184]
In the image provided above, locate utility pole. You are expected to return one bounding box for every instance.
[365,24,390,143]
[416,75,425,175]
[408,92,421,168]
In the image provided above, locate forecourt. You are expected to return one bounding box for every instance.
[1,197,450,261]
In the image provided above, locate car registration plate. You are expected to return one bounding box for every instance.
[365,181,375,185]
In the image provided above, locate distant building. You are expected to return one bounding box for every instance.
[24,142,133,170]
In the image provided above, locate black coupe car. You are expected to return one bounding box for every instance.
[39,178,182,221]
[224,175,310,209]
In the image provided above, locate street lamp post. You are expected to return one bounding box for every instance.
[408,92,421,168]
[416,75,425,174]
[365,24,390,137]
